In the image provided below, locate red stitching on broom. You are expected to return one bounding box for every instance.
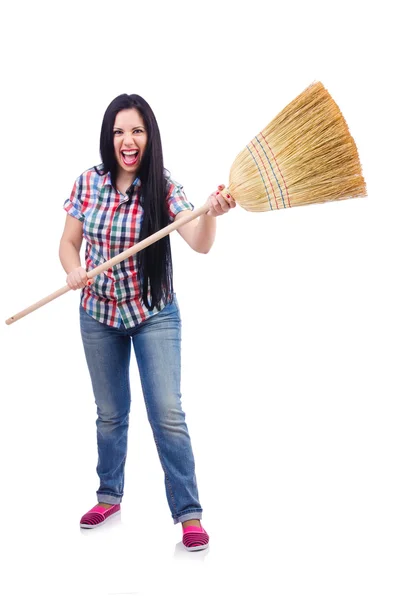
[260,132,291,208]
[251,140,279,210]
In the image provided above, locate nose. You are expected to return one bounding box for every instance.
[123,131,135,146]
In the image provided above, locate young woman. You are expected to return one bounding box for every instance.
[59,94,236,551]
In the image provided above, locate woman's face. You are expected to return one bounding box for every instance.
[113,108,148,178]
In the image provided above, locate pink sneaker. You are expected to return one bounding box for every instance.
[80,504,120,529]
[182,525,210,551]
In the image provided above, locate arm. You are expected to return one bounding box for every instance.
[59,214,83,272]
[175,211,217,254]
[59,215,89,290]
[175,185,236,254]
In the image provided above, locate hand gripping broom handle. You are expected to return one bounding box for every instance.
[5,202,211,325]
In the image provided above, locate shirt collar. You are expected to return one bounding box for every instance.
[103,172,142,189]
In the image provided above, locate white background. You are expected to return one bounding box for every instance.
[0,1,396,598]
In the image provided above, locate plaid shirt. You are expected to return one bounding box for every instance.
[63,166,194,328]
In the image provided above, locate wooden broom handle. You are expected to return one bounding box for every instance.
[5,202,210,325]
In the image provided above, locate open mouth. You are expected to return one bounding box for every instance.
[121,150,139,166]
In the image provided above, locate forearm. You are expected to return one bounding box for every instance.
[59,240,82,273]
[190,213,217,254]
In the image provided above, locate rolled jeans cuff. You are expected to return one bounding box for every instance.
[97,493,122,505]
[174,511,203,524]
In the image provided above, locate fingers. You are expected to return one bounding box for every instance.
[212,192,229,214]
[66,273,79,290]
[206,184,236,217]
[66,267,89,290]
[219,185,236,208]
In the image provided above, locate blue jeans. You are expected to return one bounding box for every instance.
[79,295,203,524]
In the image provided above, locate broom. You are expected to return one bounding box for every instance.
[5,81,366,326]
[226,81,366,212]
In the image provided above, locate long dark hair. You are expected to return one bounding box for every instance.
[95,94,173,310]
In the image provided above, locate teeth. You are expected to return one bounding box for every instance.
[123,151,138,156]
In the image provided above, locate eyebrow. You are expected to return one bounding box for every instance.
[113,126,145,130]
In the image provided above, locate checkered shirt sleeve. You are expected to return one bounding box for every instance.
[167,182,194,220]
[63,174,85,222]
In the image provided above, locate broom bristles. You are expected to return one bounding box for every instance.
[227,82,366,212]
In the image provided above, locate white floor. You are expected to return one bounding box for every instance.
[2,409,397,600]
[3,492,397,600]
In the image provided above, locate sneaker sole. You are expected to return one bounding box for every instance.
[80,509,120,529]
[184,543,209,552]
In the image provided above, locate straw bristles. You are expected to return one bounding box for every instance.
[225,82,366,212]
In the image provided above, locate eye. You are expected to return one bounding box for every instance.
[113,129,123,135]
[133,128,144,134]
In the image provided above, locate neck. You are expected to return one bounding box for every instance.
[116,172,135,195]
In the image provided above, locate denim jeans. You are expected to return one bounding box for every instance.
[79,295,203,524]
